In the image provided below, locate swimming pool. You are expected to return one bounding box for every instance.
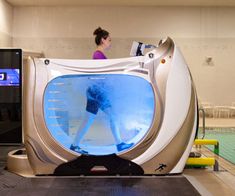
[198,128,235,164]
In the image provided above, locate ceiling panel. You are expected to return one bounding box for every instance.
[6,0,235,7]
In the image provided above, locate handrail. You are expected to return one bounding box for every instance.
[198,108,206,139]
[194,139,219,155]
[186,157,219,171]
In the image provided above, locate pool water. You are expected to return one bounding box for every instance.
[199,128,235,164]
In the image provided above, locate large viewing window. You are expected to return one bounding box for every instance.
[44,74,155,155]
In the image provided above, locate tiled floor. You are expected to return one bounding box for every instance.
[0,174,200,196]
[184,168,235,196]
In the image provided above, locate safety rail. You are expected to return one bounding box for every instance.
[186,139,219,171]
[186,157,219,171]
[194,139,219,155]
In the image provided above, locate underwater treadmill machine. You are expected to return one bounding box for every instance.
[17,37,198,176]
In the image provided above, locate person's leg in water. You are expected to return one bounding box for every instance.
[71,86,100,153]
[74,112,96,144]
[103,107,134,152]
[70,112,95,153]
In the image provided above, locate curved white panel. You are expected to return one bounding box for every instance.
[133,47,192,164]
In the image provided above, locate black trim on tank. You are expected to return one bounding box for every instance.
[53,154,144,176]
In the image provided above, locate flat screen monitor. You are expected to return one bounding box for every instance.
[0,49,22,144]
[0,69,20,86]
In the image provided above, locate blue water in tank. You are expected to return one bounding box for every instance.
[44,74,155,155]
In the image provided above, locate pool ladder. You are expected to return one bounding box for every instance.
[199,108,206,139]
[186,108,219,171]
